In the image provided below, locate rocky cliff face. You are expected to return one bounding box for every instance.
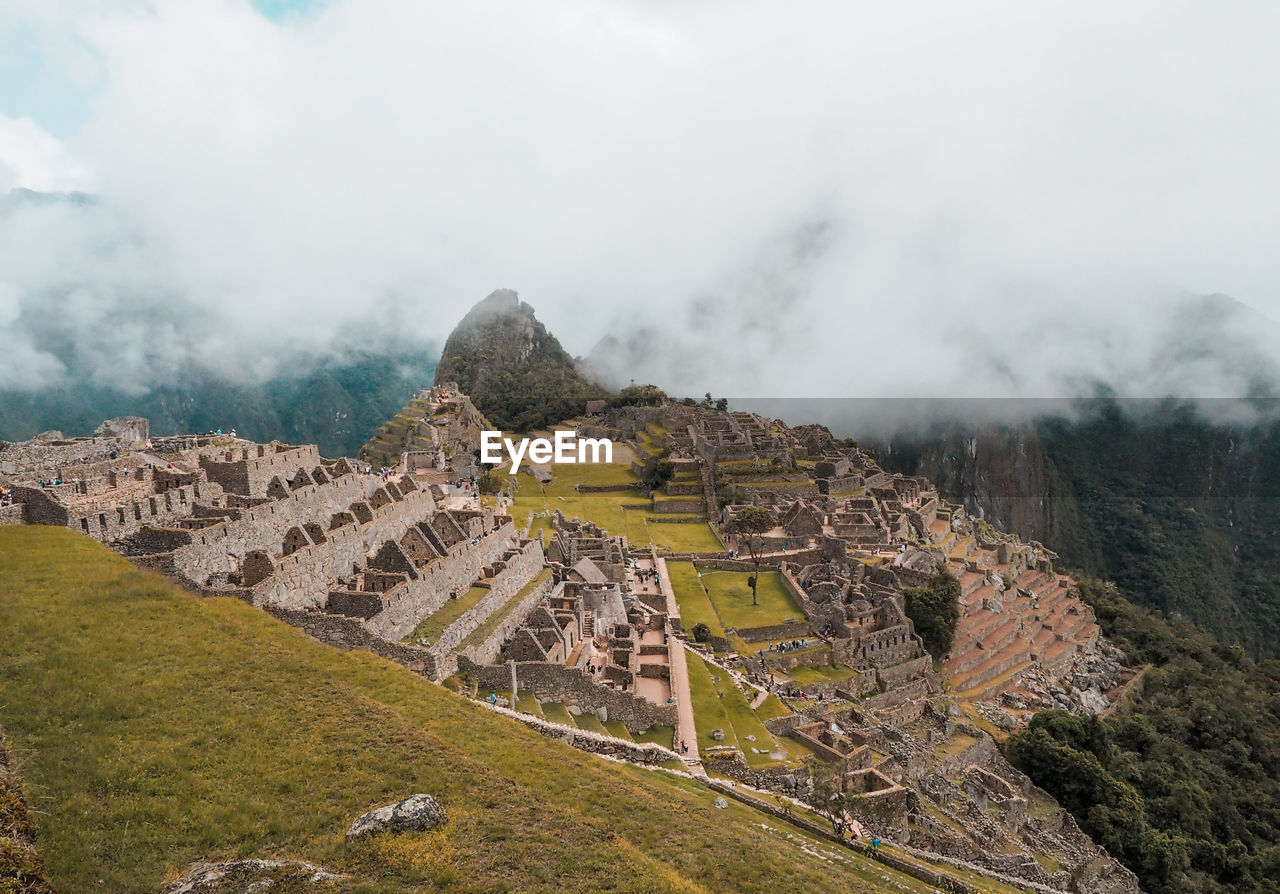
[433,290,609,432]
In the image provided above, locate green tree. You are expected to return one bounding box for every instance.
[727,506,776,606]
[901,568,960,657]
[640,448,676,492]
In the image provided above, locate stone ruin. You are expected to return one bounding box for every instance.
[1,417,548,685]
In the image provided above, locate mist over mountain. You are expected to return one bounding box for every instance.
[6,2,1280,407]
[0,308,438,458]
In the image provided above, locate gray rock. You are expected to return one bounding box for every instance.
[713,797,728,809]
[163,860,341,893]
[710,728,725,741]
[346,794,448,842]
[1000,691,1028,710]
[1078,686,1109,714]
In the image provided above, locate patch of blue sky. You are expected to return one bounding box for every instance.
[252,0,331,21]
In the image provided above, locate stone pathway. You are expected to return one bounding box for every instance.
[665,623,702,774]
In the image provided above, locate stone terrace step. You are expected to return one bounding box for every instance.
[1014,569,1049,591]
[955,608,1007,644]
[962,582,998,609]
[1079,621,1101,650]
[928,519,950,543]
[977,616,1022,653]
[1035,585,1071,615]
[958,570,986,598]
[1030,626,1057,656]
[951,639,1033,698]
[1037,599,1072,632]
[1041,639,1076,671]
[951,617,1023,674]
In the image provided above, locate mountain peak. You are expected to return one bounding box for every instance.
[457,288,524,327]
[433,290,609,431]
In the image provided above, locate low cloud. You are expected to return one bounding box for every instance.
[3,1,1280,400]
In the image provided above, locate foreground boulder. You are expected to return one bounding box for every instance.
[345,793,448,841]
[162,860,341,893]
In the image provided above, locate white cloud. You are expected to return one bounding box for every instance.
[0,114,91,192]
[2,0,1280,398]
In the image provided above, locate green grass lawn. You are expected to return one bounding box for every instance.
[665,562,726,642]
[601,719,634,741]
[632,725,675,748]
[538,701,574,726]
[754,693,792,721]
[0,527,982,894]
[572,712,607,734]
[404,584,490,643]
[685,654,791,769]
[514,691,542,716]
[668,563,803,638]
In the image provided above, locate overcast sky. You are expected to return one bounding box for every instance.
[2,0,1280,397]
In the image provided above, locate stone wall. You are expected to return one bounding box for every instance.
[0,436,116,477]
[475,661,678,733]
[12,479,212,543]
[649,498,706,514]
[875,655,933,689]
[734,619,814,643]
[199,444,322,498]
[478,701,679,765]
[173,473,433,608]
[703,751,808,794]
[129,526,196,553]
[362,525,520,640]
[425,543,547,679]
[0,503,24,525]
[10,486,68,526]
[817,474,864,495]
[452,556,552,668]
[267,606,436,675]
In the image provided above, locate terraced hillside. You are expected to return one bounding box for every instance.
[0,527,969,894]
[360,386,487,470]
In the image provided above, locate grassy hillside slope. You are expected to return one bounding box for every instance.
[0,527,945,894]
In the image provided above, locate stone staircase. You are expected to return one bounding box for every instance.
[582,610,595,639]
